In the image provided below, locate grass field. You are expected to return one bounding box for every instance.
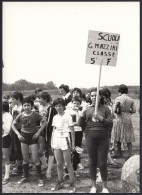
[2,99,140,193]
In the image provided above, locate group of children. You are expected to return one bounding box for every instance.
[2,84,136,193]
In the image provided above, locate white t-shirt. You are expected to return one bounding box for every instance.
[2,112,13,137]
[52,112,74,137]
[65,108,82,132]
[12,104,23,116]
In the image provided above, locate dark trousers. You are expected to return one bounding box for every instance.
[85,131,109,181]
[72,131,83,171]
[10,130,23,162]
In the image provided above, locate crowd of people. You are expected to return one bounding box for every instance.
[2,84,138,193]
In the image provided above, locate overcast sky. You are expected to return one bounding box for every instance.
[2,2,140,88]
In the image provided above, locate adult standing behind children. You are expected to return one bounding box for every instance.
[112,84,136,160]
[2,101,13,185]
[59,84,72,106]
[79,88,113,193]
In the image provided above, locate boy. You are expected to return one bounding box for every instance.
[66,96,84,175]
[51,98,76,193]
[12,97,46,186]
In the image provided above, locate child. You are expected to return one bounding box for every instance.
[2,101,13,185]
[51,98,76,193]
[38,91,57,178]
[66,96,84,175]
[10,91,23,175]
[12,97,46,186]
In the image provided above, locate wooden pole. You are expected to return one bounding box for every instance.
[92,57,103,122]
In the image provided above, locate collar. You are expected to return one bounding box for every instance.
[63,92,71,99]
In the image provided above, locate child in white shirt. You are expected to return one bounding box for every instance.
[51,98,76,193]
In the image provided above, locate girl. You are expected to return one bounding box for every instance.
[2,101,13,185]
[51,98,76,193]
[112,84,136,160]
[12,97,46,186]
[79,88,113,193]
[38,91,57,179]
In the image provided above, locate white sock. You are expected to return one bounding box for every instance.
[40,155,48,168]
[4,164,10,179]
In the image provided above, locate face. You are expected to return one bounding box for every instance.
[11,98,19,107]
[55,103,64,114]
[39,97,46,105]
[59,88,66,96]
[72,100,81,109]
[23,103,32,113]
[90,91,100,104]
[72,90,80,98]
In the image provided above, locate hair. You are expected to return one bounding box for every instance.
[100,88,111,98]
[38,91,52,103]
[118,84,128,94]
[22,97,34,107]
[59,84,69,93]
[53,98,66,107]
[3,101,9,112]
[72,96,82,105]
[26,94,36,101]
[11,91,23,102]
[3,94,10,100]
[35,88,43,94]
[81,93,86,101]
[71,87,82,97]
[90,88,105,105]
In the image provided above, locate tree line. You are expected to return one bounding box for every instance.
[2,79,58,91]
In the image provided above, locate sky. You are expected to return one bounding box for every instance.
[2,2,140,88]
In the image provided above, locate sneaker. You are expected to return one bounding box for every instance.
[102,188,109,193]
[90,186,96,193]
[96,172,102,183]
[38,179,44,187]
[69,183,76,193]
[12,167,23,176]
[17,177,29,184]
[74,170,80,177]
[78,163,84,170]
[2,178,10,185]
[51,180,64,191]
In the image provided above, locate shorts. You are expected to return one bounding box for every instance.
[3,135,11,148]
[20,132,38,145]
[51,136,71,151]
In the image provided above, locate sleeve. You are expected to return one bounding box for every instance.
[36,112,44,122]
[101,107,113,128]
[3,114,13,134]
[52,116,56,127]
[13,113,21,125]
[68,114,74,127]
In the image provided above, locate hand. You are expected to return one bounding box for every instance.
[92,113,103,121]
[17,134,25,142]
[81,103,91,116]
[32,132,40,140]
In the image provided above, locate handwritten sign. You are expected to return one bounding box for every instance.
[85,30,120,66]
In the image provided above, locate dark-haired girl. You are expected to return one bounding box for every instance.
[79,88,113,193]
